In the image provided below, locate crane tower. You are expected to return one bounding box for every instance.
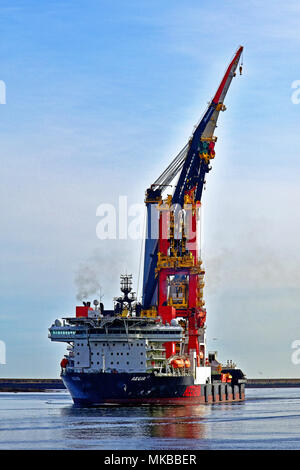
[141,46,243,367]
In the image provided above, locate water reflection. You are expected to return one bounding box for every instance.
[1,389,300,450]
[60,404,210,443]
[144,405,208,439]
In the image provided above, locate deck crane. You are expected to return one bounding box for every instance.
[141,46,243,366]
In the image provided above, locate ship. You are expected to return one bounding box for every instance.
[49,46,246,405]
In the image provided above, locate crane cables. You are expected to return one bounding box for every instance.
[151,97,216,193]
[152,142,189,191]
[136,206,147,302]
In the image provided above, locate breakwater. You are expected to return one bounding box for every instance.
[1,378,300,392]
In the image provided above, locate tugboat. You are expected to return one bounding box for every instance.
[49,46,247,405]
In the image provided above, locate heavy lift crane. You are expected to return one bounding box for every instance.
[141,46,243,367]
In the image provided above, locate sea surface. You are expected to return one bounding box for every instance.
[0,388,300,450]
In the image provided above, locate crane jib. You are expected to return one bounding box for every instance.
[172,103,216,206]
[142,46,243,309]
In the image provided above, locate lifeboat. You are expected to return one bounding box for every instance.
[184,359,191,368]
[170,358,185,369]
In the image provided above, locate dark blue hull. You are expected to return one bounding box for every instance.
[62,371,245,406]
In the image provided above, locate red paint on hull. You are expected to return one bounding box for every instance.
[83,395,243,405]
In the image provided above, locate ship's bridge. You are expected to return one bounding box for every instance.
[48,316,182,343]
[49,316,184,374]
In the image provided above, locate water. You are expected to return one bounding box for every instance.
[0,388,300,449]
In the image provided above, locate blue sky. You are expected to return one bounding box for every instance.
[1,0,300,378]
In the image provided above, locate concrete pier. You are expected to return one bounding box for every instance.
[0,378,299,393]
[246,379,300,388]
[0,379,65,392]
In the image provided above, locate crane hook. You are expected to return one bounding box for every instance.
[239,51,244,75]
